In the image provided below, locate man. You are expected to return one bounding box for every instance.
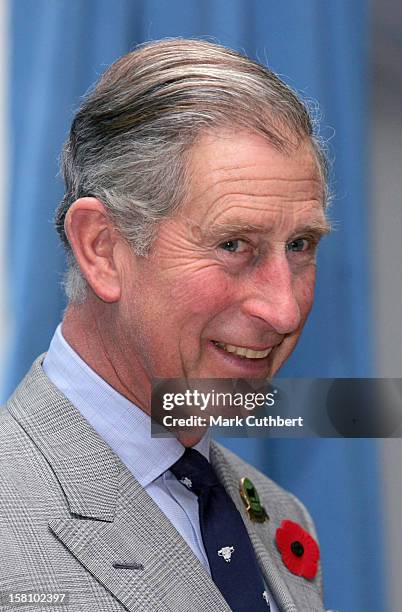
[0,39,330,611]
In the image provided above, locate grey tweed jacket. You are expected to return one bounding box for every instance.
[0,355,325,612]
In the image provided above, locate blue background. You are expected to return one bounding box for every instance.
[3,2,385,610]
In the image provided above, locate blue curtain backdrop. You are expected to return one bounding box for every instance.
[3,2,385,611]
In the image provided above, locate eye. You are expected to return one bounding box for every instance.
[286,238,311,253]
[218,239,249,253]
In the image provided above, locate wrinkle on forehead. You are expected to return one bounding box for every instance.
[182,130,325,221]
[203,157,322,183]
[187,128,322,177]
[188,176,324,212]
[204,196,325,224]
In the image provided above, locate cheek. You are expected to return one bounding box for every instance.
[145,269,233,375]
[166,267,232,319]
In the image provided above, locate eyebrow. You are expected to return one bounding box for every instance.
[195,218,332,244]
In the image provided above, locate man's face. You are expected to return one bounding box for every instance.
[117,130,328,386]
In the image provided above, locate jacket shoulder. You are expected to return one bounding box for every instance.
[0,402,68,512]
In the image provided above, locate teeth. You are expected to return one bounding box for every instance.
[215,342,272,359]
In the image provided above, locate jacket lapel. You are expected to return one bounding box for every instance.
[48,467,231,612]
[211,442,324,612]
[7,356,230,612]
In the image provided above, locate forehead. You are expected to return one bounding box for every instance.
[181,129,326,232]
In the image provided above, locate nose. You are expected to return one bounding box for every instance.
[240,255,304,335]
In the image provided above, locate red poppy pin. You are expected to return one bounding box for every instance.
[275,519,320,580]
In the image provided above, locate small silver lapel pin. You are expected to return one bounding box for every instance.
[218,546,235,562]
[180,476,192,489]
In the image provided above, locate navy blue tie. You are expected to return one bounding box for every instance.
[170,448,270,612]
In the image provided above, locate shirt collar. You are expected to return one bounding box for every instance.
[42,324,211,487]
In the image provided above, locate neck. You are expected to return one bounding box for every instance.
[62,299,151,411]
[62,302,206,448]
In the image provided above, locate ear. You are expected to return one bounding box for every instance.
[64,197,122,302]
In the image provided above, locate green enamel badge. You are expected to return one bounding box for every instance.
[239,477,269,523]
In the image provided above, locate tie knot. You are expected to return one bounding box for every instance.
[170,447,220,496]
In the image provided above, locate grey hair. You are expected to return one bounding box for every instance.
[55,37,329,304]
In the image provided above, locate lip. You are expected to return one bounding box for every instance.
[208,340,275,376]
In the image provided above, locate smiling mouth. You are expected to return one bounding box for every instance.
[212,341,273,359]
